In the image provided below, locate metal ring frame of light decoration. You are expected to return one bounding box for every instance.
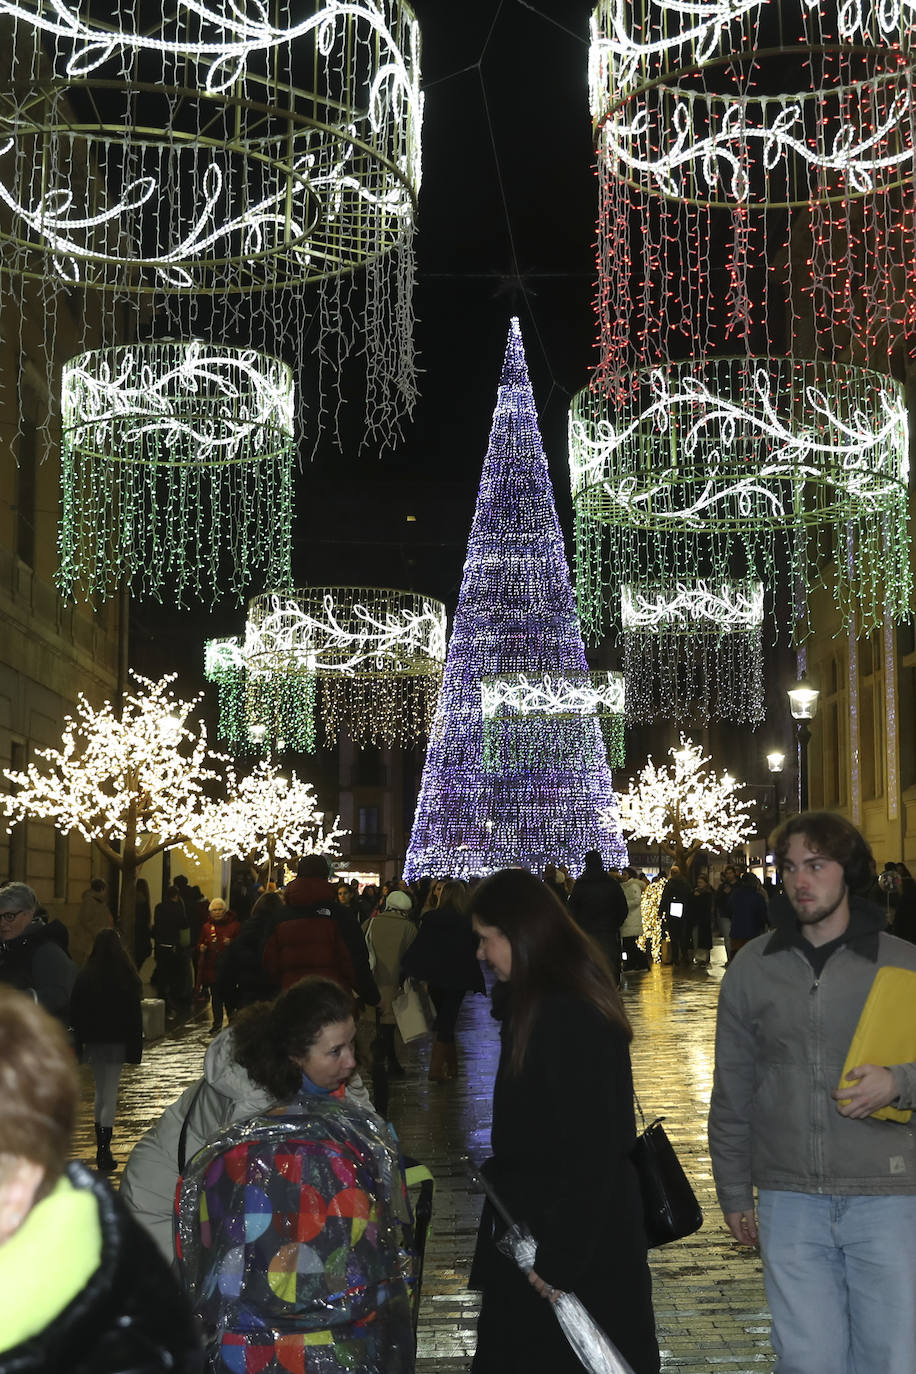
[243,587,447,748]
[589,0,916,208]
[568,358,911,640]
[0,0,422,291]
[620,581,766,724]
[480,670,627,773]
[57,342,295,605]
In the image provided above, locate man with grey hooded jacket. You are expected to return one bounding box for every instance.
[708,811,916,1374]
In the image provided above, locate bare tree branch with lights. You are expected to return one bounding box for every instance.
[616,735,755,882]
[201,760,346,886]
[0,674,226,948]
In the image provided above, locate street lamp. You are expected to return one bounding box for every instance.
[765,751,785,867]
[787,679,820,813]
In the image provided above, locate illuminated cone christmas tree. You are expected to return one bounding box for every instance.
[404,319,627,880]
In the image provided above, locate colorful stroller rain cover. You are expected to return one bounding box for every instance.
[176,1093,416,1373]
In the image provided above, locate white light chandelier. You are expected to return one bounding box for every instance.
[620,581,765,724]
[569,358,911,640]
[206,587,446,752]
[589,0,916,384]
[0,0,423,449]
[480,669,627,771]
[591,0,916,207]
[58,342,295,605]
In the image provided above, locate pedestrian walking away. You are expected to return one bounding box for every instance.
[708,811,916,1374]
[401,879,484,1082]
[69,927,143,1173]
[468,868,660,1374]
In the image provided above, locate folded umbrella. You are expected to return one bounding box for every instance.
[472,1168,637,1374]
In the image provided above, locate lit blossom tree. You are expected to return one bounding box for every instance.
[616,735,755,881]
[201,760,346,884]
[0,674,226,948]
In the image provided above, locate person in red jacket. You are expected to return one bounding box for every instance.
[261,855,379,1007]
[195,899,240,1035]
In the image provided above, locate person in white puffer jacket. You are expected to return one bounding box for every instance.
[619,867,649,974]
[120,1001,373,1261]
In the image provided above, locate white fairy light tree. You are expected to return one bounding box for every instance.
[616,735,755,880]
[202,760,346,885]
[0,674,226,947]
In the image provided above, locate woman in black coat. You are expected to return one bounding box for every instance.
[70,929,143,1173]
[469,869,659,1374]
[401,880,485,1082]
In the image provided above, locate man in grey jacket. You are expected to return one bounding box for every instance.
[709,811,916,1374]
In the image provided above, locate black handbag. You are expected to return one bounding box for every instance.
[631,1097,703,1247]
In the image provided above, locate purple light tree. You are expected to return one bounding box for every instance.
[403,319,628,880]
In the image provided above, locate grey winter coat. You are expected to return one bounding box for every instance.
[709,899,916,1215]
[120,1029,374,1260]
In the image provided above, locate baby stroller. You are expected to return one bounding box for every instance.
[177,1093,423,1373]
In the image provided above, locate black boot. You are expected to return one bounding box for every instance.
[96,1125,117,1173]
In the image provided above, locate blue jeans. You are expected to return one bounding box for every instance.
[757,1189,916,1374]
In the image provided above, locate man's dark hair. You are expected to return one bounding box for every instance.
[771,811,873,894]
[90,877,106,892]
[298,854,329,878]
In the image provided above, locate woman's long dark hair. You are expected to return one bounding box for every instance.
[471,868,631,1073]
[82,928,141,995]
[231,976,355,1100]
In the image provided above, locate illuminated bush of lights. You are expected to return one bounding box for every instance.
[569,359,911,640]
[57,343,294,605]
[404,318,628,882]
[0,0,423,451]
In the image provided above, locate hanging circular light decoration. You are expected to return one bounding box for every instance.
[569,358,911,640]
[588,0,916,396]
[480,670,626,769]
[203,637,248,748]
[204,636,316,755]
[244,587,447,748]
[591,0,916,208]
[620,581,765,724]
[58,342,295,605]
[0,0,423,446]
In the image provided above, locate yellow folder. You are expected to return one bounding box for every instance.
[838,966,916,1124]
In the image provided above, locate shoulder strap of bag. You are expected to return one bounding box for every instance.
[178,1078,208,1174]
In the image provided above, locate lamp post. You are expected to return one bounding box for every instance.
[787,679,820,814]
[766,749,785,826]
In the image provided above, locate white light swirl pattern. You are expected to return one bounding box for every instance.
[245,588,447,678]
[590,0,916,102]
[569,360,909,527]
[601,85,915,203]
[61,343,295,466]
[204,637,245,679]
[480,671,626,721]
[0,0,422,289]
[621,581,763,632]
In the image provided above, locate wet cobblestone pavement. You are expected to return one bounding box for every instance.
[72,946,773,1372]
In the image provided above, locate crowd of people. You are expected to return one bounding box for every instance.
[2,814,916,1372]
